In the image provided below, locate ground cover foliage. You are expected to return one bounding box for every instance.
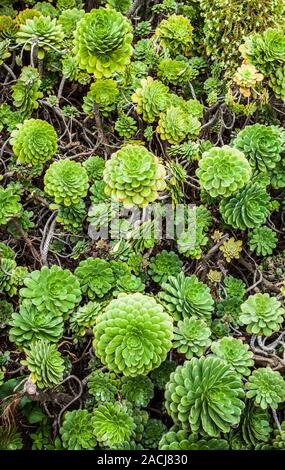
[0,0,285,451]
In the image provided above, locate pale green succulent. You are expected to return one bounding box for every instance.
[173,317,212,359]
[240,293,284,336]
[211,337,254,376]
[74,7,133,78]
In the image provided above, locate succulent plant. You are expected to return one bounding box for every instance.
[148,250,182,284]
[11,66,43,118]
[0,16,18,41]
[113,273,145,296]
[58,8,85,37]
[121,375,154,408]
[115,113,137,138]
[159,428,192,450]
[219,184,271,230]
[20,265,81,319]
[75,258,115,299]
[103,144,166,208]
[44,160,89,206]
[74,7,133,78]
[200,1,284,66]
[233,63,264,97]
[56,200,86,234]
[0,258,26,297]
[60,410,97,450]
[157,106,201,144]
[269,64,285,101]
[219,237,243,262]
[10,119,57,165]
[0,427,23,450]
[94,293,173,376]
[22,340,65,389]
[16,16,64,59]
[159,272,214,322]
[83,79,119,117]
[240,293,284,336]
[157,58,194,86]
[241,402,272,446]
[9,303,64,347]
[196,146,251,198]
[0,185,21,225]
[242,27,285,74]
[211,337,254,376]
[132,76,170,123]
[70,301,102,336]
[173,317,212,359]
[272,421,285,449]
[155,14,193,56]
[233,124,283,173]
[92,402,135,447]
[246,368,285,409]
[142,419,167,449]
[82,155,105,182]
[165,356,245,436]
[248,226,278,256]
[87,370,118,403]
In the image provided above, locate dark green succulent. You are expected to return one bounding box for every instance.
[60,410,97,450]
[121,375,154,408]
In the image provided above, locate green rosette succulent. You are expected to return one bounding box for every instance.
[177,227,208,260]
[211,337,254,376]
[155,14,193,56]
[70,301,102,336]
[0,258,26,297]
[159,272,214,322]
[106,0,132,14]
[93,293,173,376]
[240,293,284,336]
[173,317,212,359]
[248,226,278,256]
[16,16,64,59]
[272,421,285,449]
[92,402,135,447]
[159,429,192,450]
[44,160,89,206]
[60,410,97,450]
[121,375,154,408]
[132,76,170,123]
[74,7,133,78]
[233,124,282,173]
[22,340,65,389]
[196,146,252,198]
[20,265,81,318]
[56,200,86,234]
[0,185,21,224]
[11,66,43,118]
[157,58,194,86]
[75,258,115,299]
[83,79,119,117]
[87,370,118,403]
[148,250,182,284]
[0,300,13,329]
[103,144,166,208]
[9,303,64,347]
[241,402,272,446]
[58,8,85,38]
[157,106,201,144]
[82,155,105,182]
[113,273,145,296]
[10,119,58,165]
[115,113,137,138]
[142,419,167,449]
[0,427,23,450]
[165,356,245,436]
[219,184,271,230]
[242,27,285,74]
[246,368,285,409]
[269,64,285,101]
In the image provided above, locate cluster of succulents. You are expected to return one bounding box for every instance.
[0,0,285,454]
